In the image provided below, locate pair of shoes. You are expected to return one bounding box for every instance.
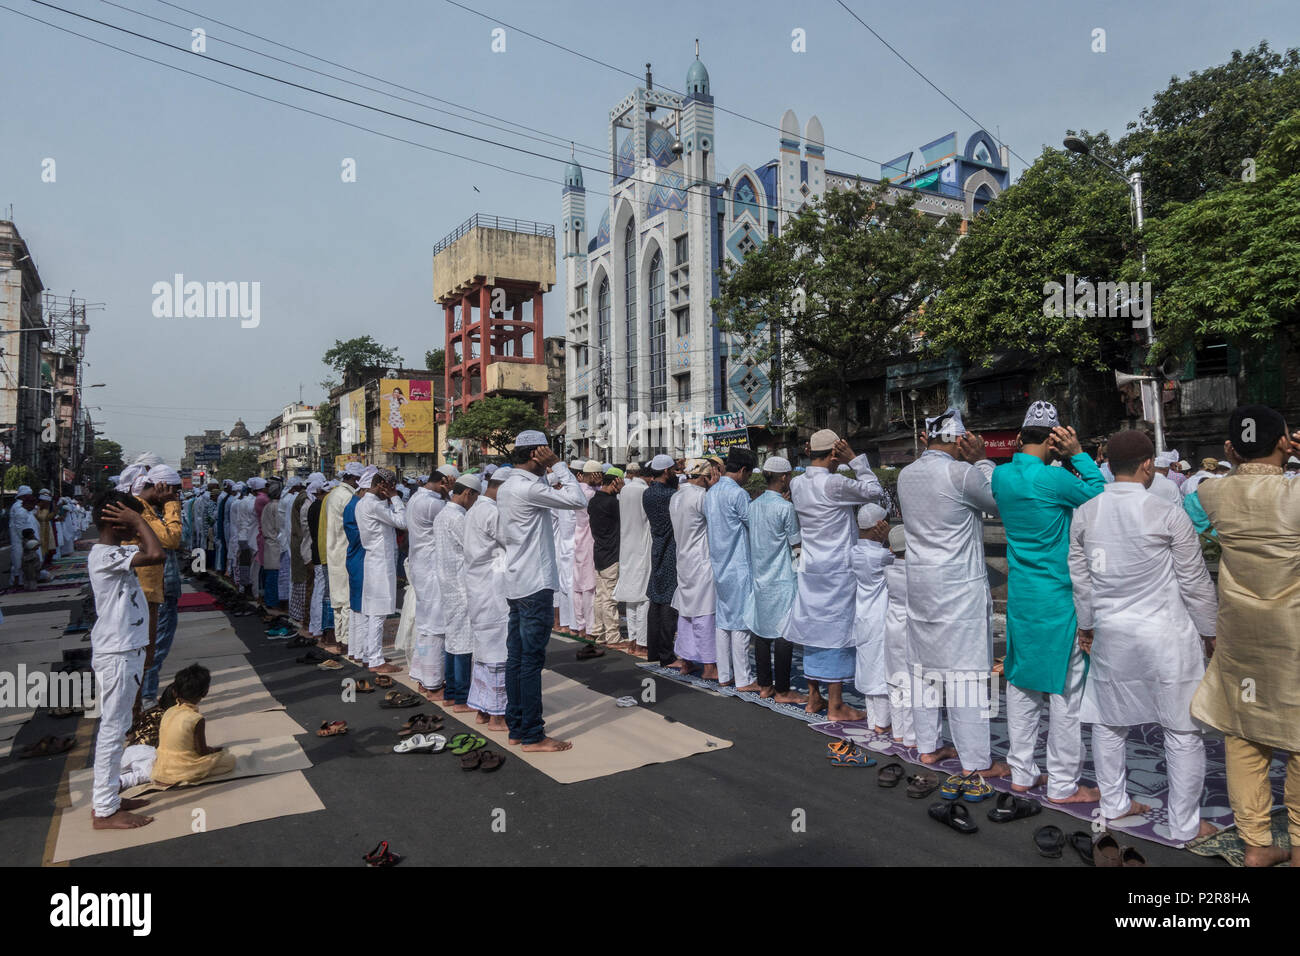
[265,625,293,639]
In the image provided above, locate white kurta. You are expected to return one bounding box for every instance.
[395,558,418,662]
[783,454,885,649]
[613,479,651,603]
[668,482,715,618]
[433,500,473,656]
[323,484,355,599]
[406,487,446,635]
[883,561,909,687]
[851,539,894,696]
[234,495,259,548]
[551,507,576,594]
[897,450,997,671]
[463,496,509,664]
[1070,482,1218,731]
[1149,473,1183,507]
[357,494,406,616]
[8,502,37,580]
[279,491,297,551]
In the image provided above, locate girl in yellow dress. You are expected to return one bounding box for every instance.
[151,664,236,786]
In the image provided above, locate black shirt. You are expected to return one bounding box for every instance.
[588,490,621,571]
[307,498,324,565]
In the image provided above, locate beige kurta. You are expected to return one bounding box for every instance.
[1190,463,1300,751]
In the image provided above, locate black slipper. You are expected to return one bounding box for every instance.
[1034,824,1066,858]
[576,644,605,661]
[906,771,940,798]
[987,791,1042,823]
[1069,831,1095,866]
[928,800,978,834]
[877,763,905,788]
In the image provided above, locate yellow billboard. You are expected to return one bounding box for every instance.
[379,379,436,453]
[340,387,367,451]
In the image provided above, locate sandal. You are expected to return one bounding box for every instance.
[877,763,905,788]
[826,740,858,759]
[380,690,421,709]
[354,679,375,694]
[987,791,1042,823]
[287,634,316,648]
[1069,831,1096,866]
[1033,824,1066,859]
[18,735,75,758]
[399,714,443,737]
[906,772,940,799]
[960,773,994,803]
[362,840,402,867]
[829,748,876,768]
[373,675,395,688]
[576,644,605,660]
[929,800,979,835]
[316,720,348,737]
[460,750,483,771]
[479,750,505,773]
[317,659,344,671]
[449,733,488,755]
[940,772,973,800]
[393,733,446,754]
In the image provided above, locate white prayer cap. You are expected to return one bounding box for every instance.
[1154,452,1177,468]
[436,464,461,480]
[809,429,839,453]
[489,466,511,483]
[307,471,326,484]
[247,477,267,490]
[222,479,233,488]
[116,463,147,494]
[1288,456,1300,466]
[857,504,887,529]
[146,465,181,486]
[625,461,641,473]
[483,464,498,477]
[582,460,603,474]
[570,460,585,470]
[132,451,164,467]
[106,476,120,487]
[38,489,52,501]
[1022,401,1059,429]
[649,453,675,471]
[324,480,339,491]
[514,430,547,447]
[601,463,613,474]
[285,474,305,489]
[1177,460,1191,471]
[888,525,906,553]
[761,455,792,473]
[454,474,482,494]
[358,466,378,489]
[684,458,711,477]
[14,484,32,496]
[343,461,365,478]
[1217,460,1232,470]
[234,482,247,492]
[925,408,966,441]
[306,479,325,496]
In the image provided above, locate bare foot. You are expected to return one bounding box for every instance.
[920,746,957,765]
[92,809,154,830]
[1048,785,1101,805]
[476,712,489,724]
[450,703,474,713]
[701,665,719,680]
[971,761,1011,778]
[1243,844,1289,867]
[487,716,508,732]
[827,703,865,721]
[805,690,826,714]
[430,691,447,702]
[119,797,150,811]
[667,659,691,672]
[508,738,521,746]
[872,725,891,735]
[1195,820,1218,840]
[521,736,573,753]
[1011,773,1048,792]
[372,663,402,674]
[759,686,775,699]
[1110,800,1151,819]
[630,646,648,659]
[775,691,809,705]
[735,683,761,693]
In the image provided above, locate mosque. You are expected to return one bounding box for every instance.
[562,49,1011,461]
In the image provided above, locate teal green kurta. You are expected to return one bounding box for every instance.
[991,453,1105,694]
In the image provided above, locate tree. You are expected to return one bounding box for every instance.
[715,182,960,428]
[215,448,261,482]
[1120,42,1300,220]
[447,396,543,455]
[425,348,445,375]
[315,400,339,463]
[921,139,1137,372]
[322,336,401,382]
[3,464,38,491]
[90,438,125,473]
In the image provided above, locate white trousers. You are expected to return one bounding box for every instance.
[349,609,367,656]
[92,647,145,817]
[1006,642,1088,799]
[309,566,327,635]
[573,587,595,633]
[332,598,350,646]
[1094,723,1205,843]
[119,743,157,791]
[888,679,916,746]
[362,613,386,668]
[554,586,574,628]
[410,629,446,690]
[912,672,992,771]
[625,600,648,647]
[715,628,755,686]
[865,694,891,730]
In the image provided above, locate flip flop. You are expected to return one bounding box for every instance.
[449,733,488,755]
[379,691,421,709]
[398,714,443,737]
[373,675,395,688]
[317,659,344,670]
[829,748,876,767]
[479,750,506,772]
[362,840,402,867]
[614,696,637,707]
[316,720,348,737]
[906,772,940,798]
[1033,824,1066,859]
[877,763,905,788]
[1069,831,1095,866]
[354,679,376,694]
[1121,845,1147,867]
[929,800,979,835]
[460,750,483,770]
[987,791,1042,822]
[393,733,446,754]
[576,644,605,660]
[1093,833,1122,867]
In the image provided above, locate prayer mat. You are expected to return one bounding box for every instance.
[178,592,221,611]
[1187,808,1291,867]
[160,654,283,720]
[811,691,1288,850]
[636,660,823,723]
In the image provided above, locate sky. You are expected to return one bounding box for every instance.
[1,0,1297,463]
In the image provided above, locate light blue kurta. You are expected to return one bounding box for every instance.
[747,490,800,640]
[991,452,1105,695]
[703,475,755,631]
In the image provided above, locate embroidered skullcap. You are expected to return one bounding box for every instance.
[809,429,838,453]
[454,474,482,494]
[925,408,966,441]
[1022,401,1059,430]
[857,503,887,529]
[761,456,792,473]
[649,454,675,471]
[514,430,547,447]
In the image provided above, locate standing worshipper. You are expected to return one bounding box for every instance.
[897,410,1004,778]
[1150,452,1184,506]
[1191,406,1300,867]
[992,403,1105,803]
[883,526,914,747]
[852,504,894,733]
[196,483,219,572]
[343,470,368,665]
[288,477,315,635]
[669,459,720,679]
[496,431,587,752]
[214,480,231,579]
[433,474,481,712]
[747,456,805,704]
[587,466,625,652]
[7,486,38,588]
[784,432,887,719]
[642,455,681,669]
[139,466,185,709]
[613,463,651,658]
[550,476,578,637]
[260,480,285,623]
[225,483,245,584]
[571,461,600,640]
[1182,457,1220,497]
[406,466,458,700]
[464,468,510,730]
[704,448,760,690]
[324,463,362,656]
[1069,429,1219,844]
[356,467,406,675]
[278,475,303,610]
[303,479,335,648]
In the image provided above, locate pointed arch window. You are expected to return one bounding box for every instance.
[649,250,666,411]
[624,220,638,413]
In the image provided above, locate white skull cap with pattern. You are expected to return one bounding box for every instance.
[925,408,967,441]
[649,453,675,471]
[514,430,547,447]
[809,429,839,453]
[343,461,365,478]
[762,456,792,473]
[1022,401,1059,429]
[436,464,461,480]
[857,503,887,529]
[888,525,907,552]
[247,477,267,490]
[455,474,483,494]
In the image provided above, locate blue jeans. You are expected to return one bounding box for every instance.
[444,651,472,705]
[506,589,553,745]
[262,568,280,608]
[142,595,178,701]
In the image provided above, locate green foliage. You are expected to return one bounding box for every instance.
[447,396,543,454]
[314,401,339,461]
[90,438,125,473]
[3,465,38,491]
[425,348,445,375]
[715,182,959,421]
[322,336,400,381]
[215,448,262,482]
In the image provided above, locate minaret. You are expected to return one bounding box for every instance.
[561,146,586,260]
[681,41,716,420]
[562,147,588,454]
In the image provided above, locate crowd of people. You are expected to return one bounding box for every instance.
[5,486,90,591]
[77,403,1298,864]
